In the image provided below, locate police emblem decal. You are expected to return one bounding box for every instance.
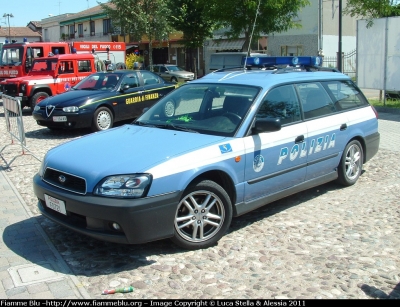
[253,154,265,172]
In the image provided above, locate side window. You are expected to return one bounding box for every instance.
[59,61,74,74]
[256,85,301,125]
[152,66,159,73]
[32,47,44,58]
[139,71,161,85]
[295,83,336,120]
[324,80,369,110]
[160,66,167,72]
[77,60,92,72]
[120,74,139,88]
[51,47,66,55]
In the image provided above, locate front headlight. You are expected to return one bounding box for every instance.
[62,106,79,112]
[38,158,46,177]
[94,174,152,198]
[34,105,40,111]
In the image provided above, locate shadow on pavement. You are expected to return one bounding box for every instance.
[4,179,348,279]
[360,283,400,299]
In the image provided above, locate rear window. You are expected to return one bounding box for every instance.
[323,80,369,110]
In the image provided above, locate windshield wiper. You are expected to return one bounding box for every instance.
[164,122,199,133]
[79,87,99,90]
[132,120,158,127]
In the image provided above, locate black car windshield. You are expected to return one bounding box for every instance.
[74,73,120,90]
[133,83,259,137]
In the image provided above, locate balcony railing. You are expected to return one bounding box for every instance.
[54,32,112,42]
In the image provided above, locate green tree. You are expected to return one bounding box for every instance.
[99,0,173,67]
[208,0,310,54]
[167,0,219,72]
[344,0,400,27]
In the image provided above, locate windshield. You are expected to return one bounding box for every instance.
[0,46,24,66]
[167,66,185,72]
[31,59,58,72]
[73,73,120,90]
[134,83,260,137]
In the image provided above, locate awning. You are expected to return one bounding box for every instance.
[207,39,245,50]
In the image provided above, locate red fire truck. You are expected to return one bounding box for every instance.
[0,39,126,81]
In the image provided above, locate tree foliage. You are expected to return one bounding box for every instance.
[344,0,400,28]
[99,0,173,67]
[125,53,144,69]
[167,0,219,71]
[207,0,310,53]
[167,0,218,49]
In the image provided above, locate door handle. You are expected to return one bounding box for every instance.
[295,135,304,143]
[340,123,347,131]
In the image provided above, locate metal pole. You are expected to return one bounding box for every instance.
[3,13,13,40]
[337,0,342,72]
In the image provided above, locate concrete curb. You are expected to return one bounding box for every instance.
[374,106,400,115]
[1,169,91,299]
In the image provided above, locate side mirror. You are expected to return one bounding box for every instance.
[252,118,281,134]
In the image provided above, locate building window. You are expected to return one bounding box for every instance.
[103,19,112,35]
[280,45,303,56]
[78,24,83,37]
[69,25,75,39]
[90,20,95,36]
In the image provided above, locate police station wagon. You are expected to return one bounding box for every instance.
[33,56,380,250]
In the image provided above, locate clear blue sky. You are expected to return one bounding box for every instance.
[2,0,100,27]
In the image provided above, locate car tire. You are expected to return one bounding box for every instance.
[91,107,113,132]
[171,179,233,250]
[115,62,127,70]
[171,77,178,83]
[31,92,49,110]
[337,140,363,186]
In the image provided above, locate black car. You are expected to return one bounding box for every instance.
[32,70,177,131]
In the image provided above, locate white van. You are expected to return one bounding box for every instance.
[209,52,269,72]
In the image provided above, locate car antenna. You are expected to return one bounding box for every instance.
[243,0,261,70]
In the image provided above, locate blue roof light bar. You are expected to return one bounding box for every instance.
[243,56,323,67]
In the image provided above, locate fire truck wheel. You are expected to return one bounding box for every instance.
[92,107,114,132]
[116,62,127,70]
[31,92,49,110]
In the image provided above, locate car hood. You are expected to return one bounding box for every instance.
[38,89,111,107]
[45,125,227,187]
[4,75,54,83]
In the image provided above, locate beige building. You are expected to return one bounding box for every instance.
[267,0,357,57]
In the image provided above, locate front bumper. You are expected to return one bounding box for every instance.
[32,108,94,129]
[33,174,181,244]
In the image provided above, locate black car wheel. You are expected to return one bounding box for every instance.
[31,92,49,110]
[337,140,363,186]
[171,179,233,250]
[171,77,178,83]
[92,107,113,132]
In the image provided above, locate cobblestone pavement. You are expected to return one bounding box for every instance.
[0,105,399,300]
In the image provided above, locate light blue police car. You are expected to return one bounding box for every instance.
[33,56,380,250]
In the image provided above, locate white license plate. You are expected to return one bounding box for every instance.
[44,194,67,215]
[53,116,67,122]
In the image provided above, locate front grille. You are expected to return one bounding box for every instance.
[43,167,87,194]
[3,84,18,96]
